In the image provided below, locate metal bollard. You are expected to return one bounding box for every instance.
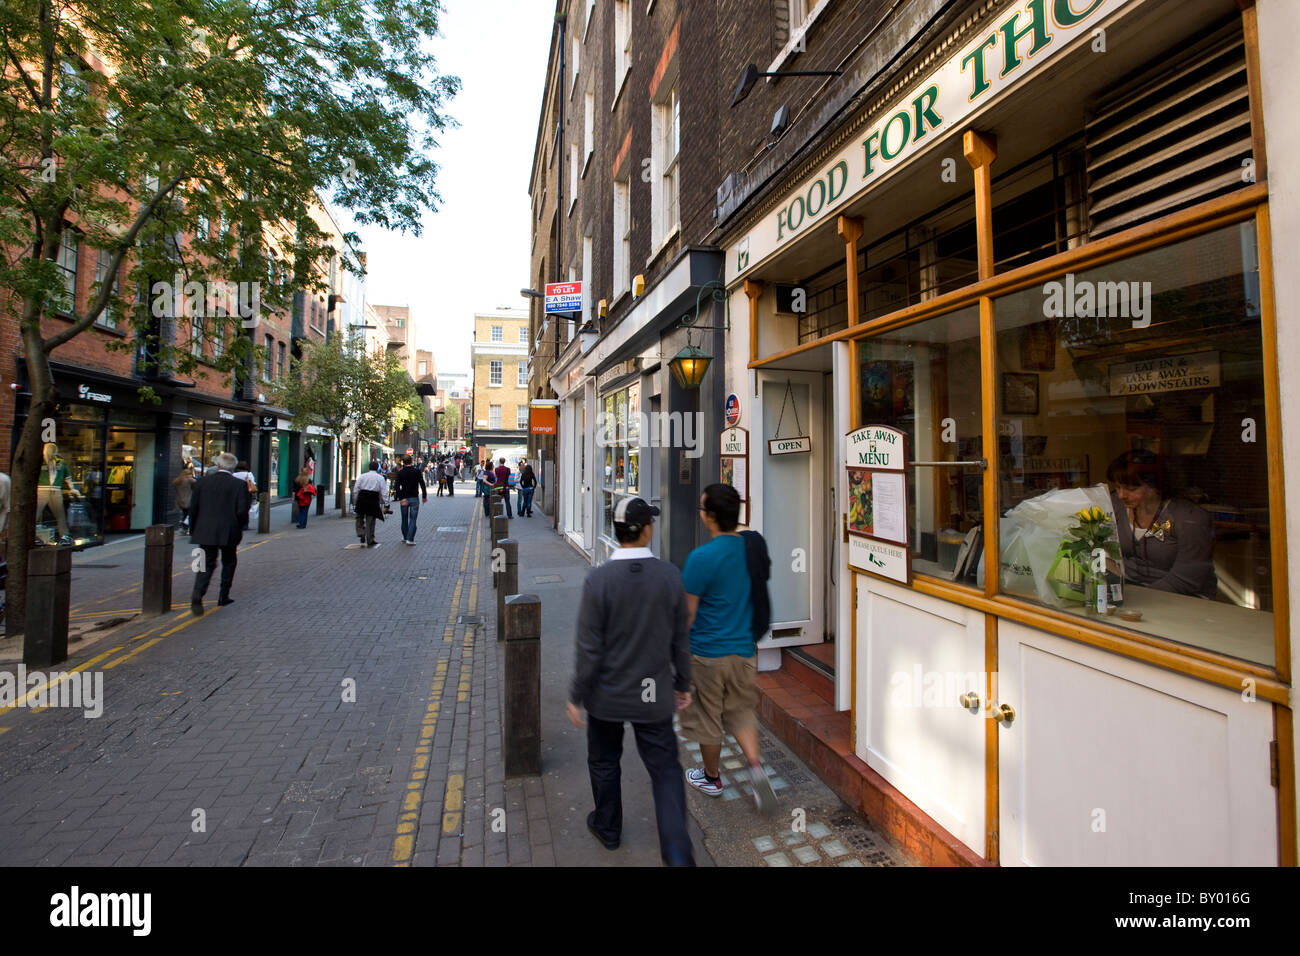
[337,481,347,515]
[24,546,72,667]
[141,525,175,617]
[257,491,270,534]
[503,593,541,776]
[316,487,325,515]
[497,539,518,642]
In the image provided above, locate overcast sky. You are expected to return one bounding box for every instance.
[332,0,554,377]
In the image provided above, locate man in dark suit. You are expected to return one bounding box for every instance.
[189,452,252,615]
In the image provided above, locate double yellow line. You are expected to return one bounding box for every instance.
[391,507,482,866]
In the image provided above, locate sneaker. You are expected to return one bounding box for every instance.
[685,767,723,797]
[405,539,415,546]
[748,764,777,816]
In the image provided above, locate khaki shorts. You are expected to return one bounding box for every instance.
[679,653,757,744]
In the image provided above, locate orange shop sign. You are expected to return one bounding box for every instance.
[529,405,557,435]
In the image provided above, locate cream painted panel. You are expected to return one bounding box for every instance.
[999,621,1276,866]
[858,578,985,853]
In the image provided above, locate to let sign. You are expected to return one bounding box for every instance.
[545,282,582,314]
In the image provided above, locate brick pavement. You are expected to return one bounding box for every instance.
[0,481,909,867]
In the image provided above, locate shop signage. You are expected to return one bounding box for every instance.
[530,404,558,435]
[218,409,235,420]
[725,393,741,427]
[768,436,812,455]
[258,415,276,431]
[720,427,748,456]
[545,281,582,314]
[77,383,111,404]
[596,360,638,390]
[725,0,1132,283]
[1108,351,1220,396]
[845,425,911,585]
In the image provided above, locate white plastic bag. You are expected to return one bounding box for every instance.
[999,484,1117,608]
[248,500,260,525]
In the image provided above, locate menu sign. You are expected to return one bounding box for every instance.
[844,425,910,585]
[1109,351,1220,396]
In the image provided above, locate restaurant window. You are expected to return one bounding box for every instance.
[993,221,1272,666]
[490,360,502,386]
[991,143,1087,274]
[858,306,983,582]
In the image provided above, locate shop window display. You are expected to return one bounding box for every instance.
[857,306,982,581]
[993,222,1273,665]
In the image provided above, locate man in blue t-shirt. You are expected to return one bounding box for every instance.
[679,483,776,814]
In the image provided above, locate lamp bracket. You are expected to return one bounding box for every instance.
[678,279,730,337]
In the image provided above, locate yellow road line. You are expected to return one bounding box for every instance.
[1,644,126,712]
[161,607,219,636]
[0,726,9,736]
[102,638,163,670]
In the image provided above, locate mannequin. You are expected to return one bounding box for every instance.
[37,442,74,542]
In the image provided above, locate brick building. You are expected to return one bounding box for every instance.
[529,0,1300,866]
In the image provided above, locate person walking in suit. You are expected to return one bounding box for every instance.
[351,459,389,547]
[189,452,253,616]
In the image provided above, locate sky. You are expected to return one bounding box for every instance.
[332,0,555,377]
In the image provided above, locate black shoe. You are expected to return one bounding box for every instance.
[191,599,204,616]
[586,811,619,851]
[217,597,234,607]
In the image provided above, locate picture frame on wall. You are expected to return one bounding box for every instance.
[1002,372,1039,416]
[1020,320,1056,371]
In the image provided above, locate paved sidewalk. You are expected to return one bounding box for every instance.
[492,502,909,868]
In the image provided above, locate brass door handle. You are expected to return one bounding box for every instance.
[993,703,1015,725]
[959,692,980,710]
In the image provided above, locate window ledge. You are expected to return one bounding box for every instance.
[582,149,593,179]
[767,0,832,75]
[646,224,680,268]
[610,67,632,112]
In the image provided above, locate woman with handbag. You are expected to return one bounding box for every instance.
[173,464,196,533]
[293,467,316,529]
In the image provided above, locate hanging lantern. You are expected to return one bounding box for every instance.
[668,344,713,390]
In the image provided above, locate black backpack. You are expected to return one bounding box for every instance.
[740,531,771,644]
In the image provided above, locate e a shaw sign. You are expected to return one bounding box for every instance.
[726,0,1132,282]
[545,282,582,315]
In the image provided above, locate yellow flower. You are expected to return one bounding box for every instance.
[1091,506,1105,521]
[1075,509,1090,522]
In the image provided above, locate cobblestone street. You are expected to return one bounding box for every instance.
[0,486,907,867]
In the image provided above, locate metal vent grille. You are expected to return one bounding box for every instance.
[1085,24,1251,239]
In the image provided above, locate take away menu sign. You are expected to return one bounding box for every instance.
[845,425,910,585]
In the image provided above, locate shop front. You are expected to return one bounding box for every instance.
[723,0,1293,864]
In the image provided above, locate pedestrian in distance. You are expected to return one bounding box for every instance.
[442,456,456,497]
[518,458,537,517]
[474,460,484,498]
[293,467,316,529]
[351,459,389,548]
[188,452,252,616]
[172,463,195,534]
[393,454,428,546]
[679,483,777,814]
[231,460,257,530]
[435,454,446,497]
[566,496,695,866]
[493,457,513,519]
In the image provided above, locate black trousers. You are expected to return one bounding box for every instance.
[587,714,694,866]
[192,544,238,602]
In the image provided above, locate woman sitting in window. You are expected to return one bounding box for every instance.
[1106,450,1217,599]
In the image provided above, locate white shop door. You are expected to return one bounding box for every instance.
[755,371,823,648]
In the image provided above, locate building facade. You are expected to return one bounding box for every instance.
[529,0,1300,865]
[471,309,531,462]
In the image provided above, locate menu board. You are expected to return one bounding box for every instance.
[844,425,910,584]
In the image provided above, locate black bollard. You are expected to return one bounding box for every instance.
[503,594,541,776]
[23,546,72,667]
[257,491,270,534]
[141,525,174,617]
[497,539,518,642]
[491,515,508,589]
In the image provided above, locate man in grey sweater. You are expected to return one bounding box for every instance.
[566,497,694,866]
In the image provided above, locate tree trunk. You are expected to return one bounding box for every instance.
[7,295,59,637]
